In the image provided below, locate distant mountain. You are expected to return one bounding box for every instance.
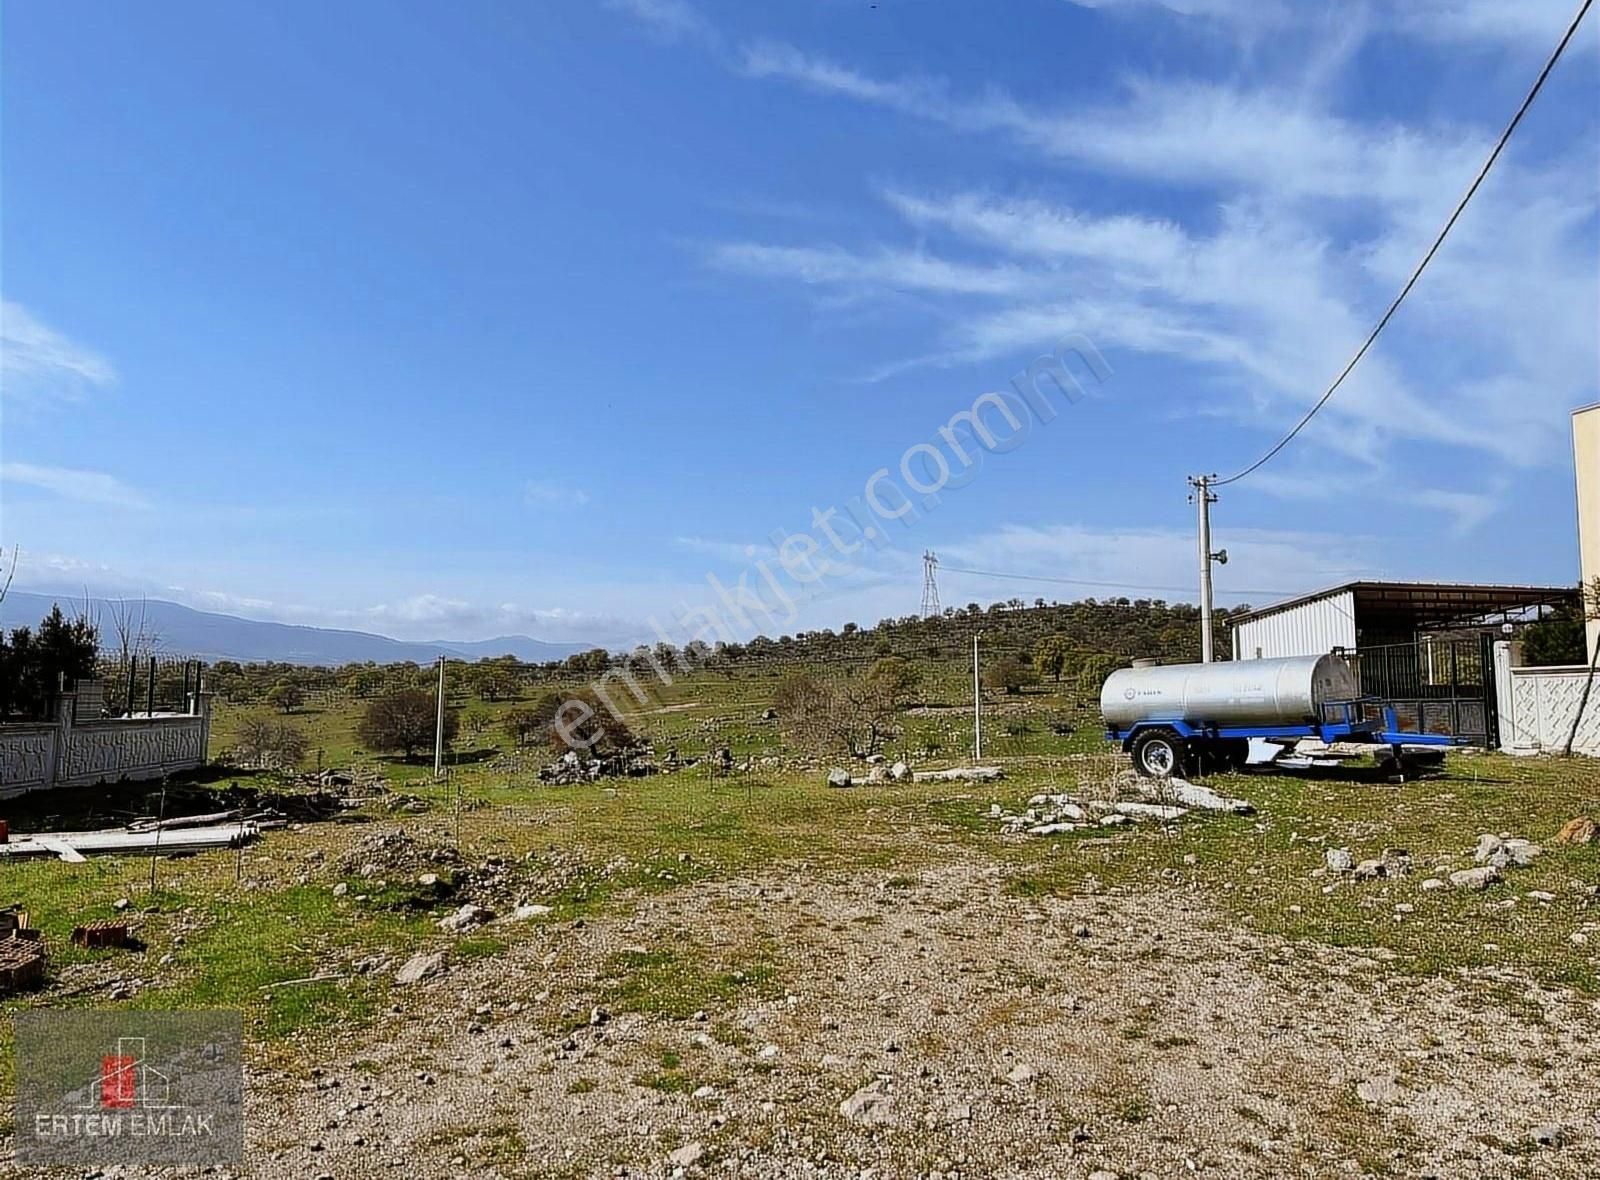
[0,591,590,667]
[427,634,600,662]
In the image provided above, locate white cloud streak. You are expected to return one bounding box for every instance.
[1,462,150,509]
[711,28,1598,477]
[524,480,592,509]
[1067,0,1588,51]
[605,0,718,45]
[0,301,116,405]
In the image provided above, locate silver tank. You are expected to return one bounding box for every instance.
[1100,654,1359,730]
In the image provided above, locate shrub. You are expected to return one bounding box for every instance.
[983,655,1039,695]
[1076,654,1121,702]
[234,715,309,770]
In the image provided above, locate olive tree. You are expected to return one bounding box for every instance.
[358,688,456,760]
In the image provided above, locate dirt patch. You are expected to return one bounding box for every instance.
[239,858,1600,1179]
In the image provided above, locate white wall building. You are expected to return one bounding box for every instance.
[1575,404,1599,661]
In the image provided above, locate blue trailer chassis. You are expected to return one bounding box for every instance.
[1108,699,1457,776]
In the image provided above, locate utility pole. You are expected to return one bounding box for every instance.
[1189,475,1227,663]
[433,656,446,779]
[972,631,983,762]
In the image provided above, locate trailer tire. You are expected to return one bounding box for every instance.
[1130,729,1184,778]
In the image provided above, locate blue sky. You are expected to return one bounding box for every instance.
[2,0,1596,649]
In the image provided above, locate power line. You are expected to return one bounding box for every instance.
[939,564,1294,598]
[1213,0,1594,488]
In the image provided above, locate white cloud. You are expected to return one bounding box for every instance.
[1232,469,1503,536]
[1063,0,1296,41]
[673,535,765,562]
[884,190,1188,273]
[1389,0,1589,50]
[939,522,1379,604]
[356,594,639,645]
[745,50,1494,212]
[524,480,591,509]
[606,0,716,44]
[705,241,1033,298]
[716,187,1576,465]
[740,42,942,111]
[1068,0,1585,51]
[0,301,116,405]
[178,587,279,615]
[709,28,1598,471]
[1412,485,1502,535]
[1,462,150,509]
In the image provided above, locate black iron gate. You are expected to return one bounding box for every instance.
[1347,634,1498,746]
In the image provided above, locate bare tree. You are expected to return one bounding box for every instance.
[1563,576,1600,757]
[773,668,907,760]
[105,597,161,714]
[0,545,16,606]
[234,715,309,770]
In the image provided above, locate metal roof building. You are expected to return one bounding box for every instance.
[1230,581,1578,661]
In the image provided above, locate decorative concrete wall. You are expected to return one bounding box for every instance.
[0,691,211,799]
[1495,641,1600,757]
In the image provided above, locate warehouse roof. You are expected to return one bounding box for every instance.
[1234,580,1578,629]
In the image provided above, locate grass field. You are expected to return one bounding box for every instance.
[3,671,1598,1175]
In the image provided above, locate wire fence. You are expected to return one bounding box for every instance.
[612,639,1108,771]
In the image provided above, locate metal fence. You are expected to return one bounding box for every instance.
[1346,634,1497,745]
[88,656,205,718]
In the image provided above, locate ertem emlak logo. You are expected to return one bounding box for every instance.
[15,1011,243,1165]
[101,1044,142,1110]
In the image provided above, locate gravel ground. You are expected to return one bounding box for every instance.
[224,860,1600,1180]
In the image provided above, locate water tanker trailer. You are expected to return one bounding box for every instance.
[1101,654,1455,778]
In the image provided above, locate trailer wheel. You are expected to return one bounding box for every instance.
[1131,729,1184,778]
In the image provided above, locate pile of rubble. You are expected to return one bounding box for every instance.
[987,774,1253,836]
[339,829,464,879]
[205,769,392,822]
[1323,831,1547,891]
[335,829,614,912]
[538,748,662,784]
[306,767,391,797]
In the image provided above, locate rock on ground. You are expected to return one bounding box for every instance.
[1162,778,1254,814]
[393,951,443,985]
[912,765,1004,783]
[839,1082,894,1125]
[667,1141,705,1168]
[437,903,494,933]
[1450,866,1503,891]
[1554,816,1597,845]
